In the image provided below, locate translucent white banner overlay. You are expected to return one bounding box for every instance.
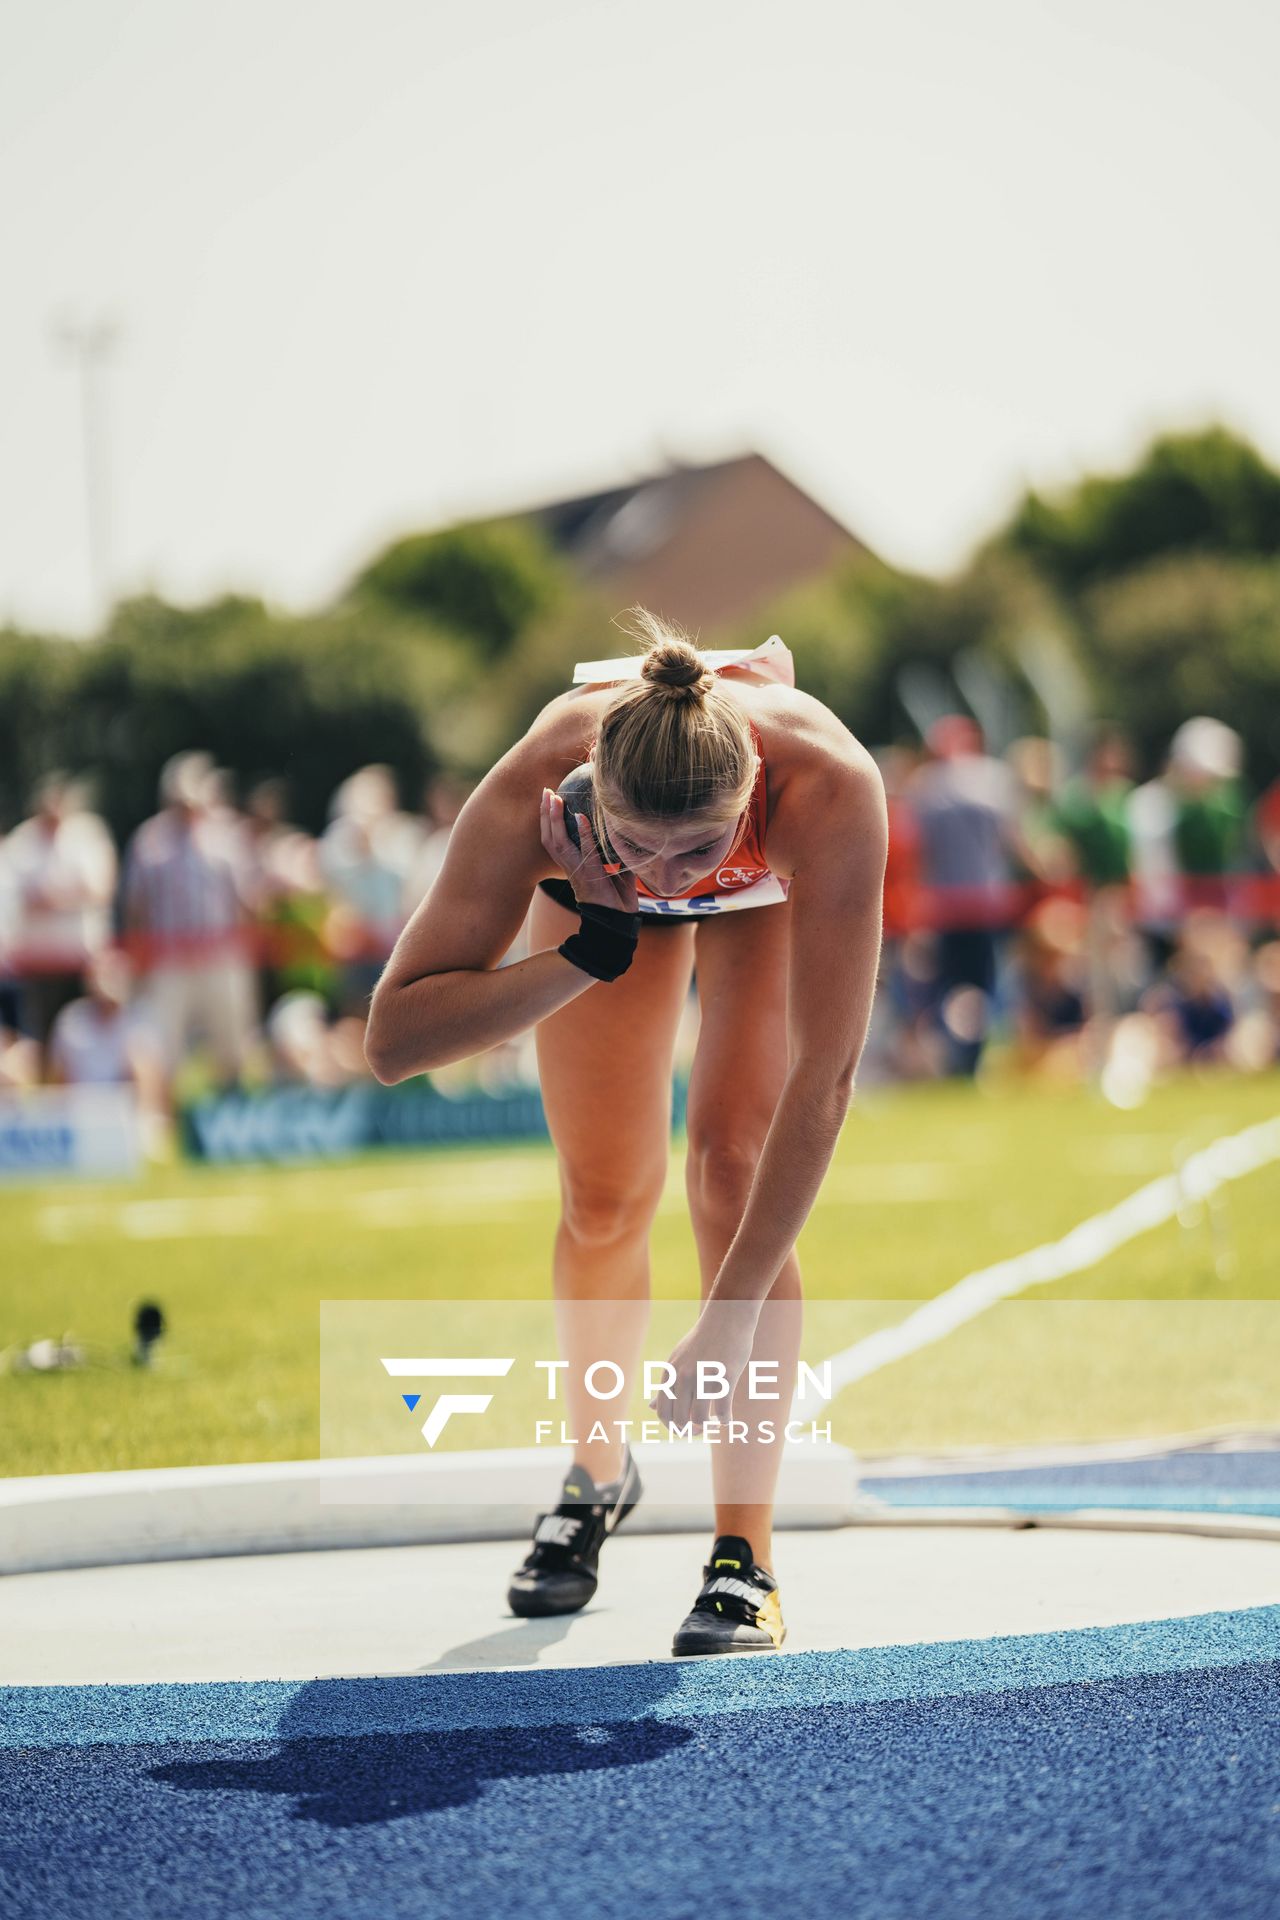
[318,1298,1280,1508]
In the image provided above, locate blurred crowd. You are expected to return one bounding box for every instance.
[3,713,1280,1127]
[873,713,1280,1099]
[0,751,497,1120]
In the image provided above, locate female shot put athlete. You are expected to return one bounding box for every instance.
[365,613,886,1656]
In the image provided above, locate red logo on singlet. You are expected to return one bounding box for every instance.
[716,865,763,889]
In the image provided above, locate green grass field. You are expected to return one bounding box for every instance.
[5,1068,1278,1476]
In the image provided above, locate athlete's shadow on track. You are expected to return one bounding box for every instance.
[150,1663,694,1828]
[416,1604,613,1670]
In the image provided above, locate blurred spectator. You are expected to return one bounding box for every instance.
[202,764,245,858]
[0,1025,38,1089]
[319,765,415,1016]
[1170,718,1246,886]
[879,930,949,1080]
[1051,732,1135,892]
[907,715,1044,1078]
[1234,940,1280,1068]
[262,832,343,1005]
[5,772,117,1058]
[876,746,924,940]
[47,946,167,1107]
[1051,730,1141,1036]
[1254,774,1280,880]
[1130,718,1245,954]
[1142,912,1243,1066]
[866,747,932,1080]
[228,778,292,912]
[0,847,38,1083]
[122,751,261,1089]
[265,989,367,1087]
[403,773,473,915]
[1011,898,1088,1080]
[1128,753,1181,954]
[1006,736,1072,882]
[226,778,336,1009]
[0,831,23,1047]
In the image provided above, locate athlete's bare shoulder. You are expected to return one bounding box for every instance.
[461,687,597,811]
[726,678,876,800]
[501,685,609,786]
[731,681,883,881]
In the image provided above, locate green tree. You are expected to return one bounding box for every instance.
[350,518,565,660]
[0,596,467,841]
[0,629,82,828]
[1079,555,1280,784]
[1000,426,1280,592]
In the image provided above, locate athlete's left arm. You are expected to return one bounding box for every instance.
[710,747,888,1307]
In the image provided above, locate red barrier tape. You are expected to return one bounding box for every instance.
[5,876,1280,976]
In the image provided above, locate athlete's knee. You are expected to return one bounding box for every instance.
[558,1167,665,1249]
[684,1130,766,1222]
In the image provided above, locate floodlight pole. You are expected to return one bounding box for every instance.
[51,314,119,631]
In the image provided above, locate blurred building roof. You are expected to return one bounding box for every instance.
[527,451,871,633]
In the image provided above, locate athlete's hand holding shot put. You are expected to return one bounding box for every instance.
[539,788,638,914]
[364,613,887,1655]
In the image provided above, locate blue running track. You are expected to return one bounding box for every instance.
[4,1607,1278,1920]
[862,1447,1280,1517]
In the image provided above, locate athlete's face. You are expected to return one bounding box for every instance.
[599,807,745,897]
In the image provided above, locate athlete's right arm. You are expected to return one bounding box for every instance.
[363,736,599,1084]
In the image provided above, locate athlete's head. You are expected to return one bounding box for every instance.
[589,609,759,897]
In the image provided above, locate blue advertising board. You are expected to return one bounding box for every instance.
[183,1078,690,1164]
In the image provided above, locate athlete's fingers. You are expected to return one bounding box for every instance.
[560,803,614,888]
[570,811,614,889]
[546,793,588,867]
[538,788,559,861]
[572,811,642,912]
[540,792,590,874]
[540,802,585,883]
[573,811,603,866]
[541,789,569,849]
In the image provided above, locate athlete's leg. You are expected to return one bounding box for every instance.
[529,888,695,1485]
[684,900,799,1574]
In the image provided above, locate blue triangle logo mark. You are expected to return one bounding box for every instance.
[402,1393,421,1412]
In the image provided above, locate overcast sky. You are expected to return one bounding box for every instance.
[3,0,1277,633]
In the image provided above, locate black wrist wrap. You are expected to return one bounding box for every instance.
[557,898,642,982]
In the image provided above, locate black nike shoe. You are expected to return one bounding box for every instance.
[671,1534,786,1657]
[506,1446,642,1618]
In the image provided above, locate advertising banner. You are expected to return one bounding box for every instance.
[0,1086,142,1182]
[182,1077,690,1164]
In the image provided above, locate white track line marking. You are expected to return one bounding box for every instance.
[37,1188,542,1241]
[39,1197,270,1241]
[350,1189,536,1227]
[31,1154,961,1240]
[799,1115,1280,1411]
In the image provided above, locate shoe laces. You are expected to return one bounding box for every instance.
[690,1559,773,1626]
[520,1501,609,1574]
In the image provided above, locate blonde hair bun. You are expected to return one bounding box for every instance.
[591,606,759,831]
[640,639,714,701]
